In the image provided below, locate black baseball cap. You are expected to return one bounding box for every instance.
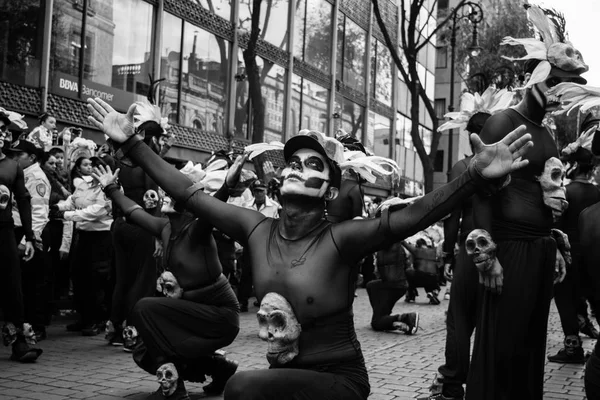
[252,179,267,191]
[7,140,40,157]
[283,135,342,189]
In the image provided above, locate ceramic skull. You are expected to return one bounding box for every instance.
[122,326,138,344]
[143,189,159,209]
[157,271,183,299]
[465,229,497,272]
[257,292,302,366]
[547,43,588,74]
[21,323,36,346]
[537,157,568,221]
[0,184,10,210]
[156,362,179,397]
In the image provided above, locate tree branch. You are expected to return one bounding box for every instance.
[372,0,410,83]
[416,0,467,52]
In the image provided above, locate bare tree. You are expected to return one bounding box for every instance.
[373,0,467,193]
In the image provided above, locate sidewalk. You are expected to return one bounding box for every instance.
[0,288,592,400]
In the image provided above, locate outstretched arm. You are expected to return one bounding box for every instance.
[87,98,263,243]
[334,126,532,263]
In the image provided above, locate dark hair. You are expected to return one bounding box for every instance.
[70,156,89,187]
[466,112,492,135]
[38,113,53,124]
[39,151,53,166]
[49,147,64,157]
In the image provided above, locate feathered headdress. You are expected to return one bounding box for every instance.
[133,75,170,132]
[438,86,516,132]
[549,83,600,116]
[501,5,588,89]
[0,107,28,130]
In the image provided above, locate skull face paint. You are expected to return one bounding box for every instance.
[0,184,10,210]
[280,149,331,198]
[157,271,183,299]
[156,362,179,397]
[143,189,159,209]
[160,196,177,214]
[257,292,302,366]
[465,229,497,272]
[537,157,568,222]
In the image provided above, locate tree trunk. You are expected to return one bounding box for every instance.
[243,0,266,144]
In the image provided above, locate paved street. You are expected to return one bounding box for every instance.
[0,287,593,400]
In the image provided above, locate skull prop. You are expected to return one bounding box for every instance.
[547,43,588,75]
[537,157,568,222]
[143,189,159,210]
[0,184,10,211]
[22,323,37,346]
[122,325,139,349]
[465,229,497,272]
[156,362,179,397]
[157,271,183,299]
[257,292,302,366]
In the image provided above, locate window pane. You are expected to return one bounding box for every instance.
[239,0,289,49]
[179,22,229,134]
[335,97,364,139]
[337,15,366,93]
[435,46,447,68]
[374,40,392,106]
[303,0,332,72]
[395,112,404,147]
[372,113,391,158]
[195,0,230,21]
[50,0,153,110]
[159,13,183,125]
[263,64,286,143]
[301,79,329,133]
[0,0,42,86]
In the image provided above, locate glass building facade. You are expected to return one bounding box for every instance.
[0,0,437,196]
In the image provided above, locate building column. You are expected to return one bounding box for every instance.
[152,0,164,79]
[282,0,296,142]
[40,0,54,112]
[363,2,373,146]
[226,0,240,138]
[328,0,340,137]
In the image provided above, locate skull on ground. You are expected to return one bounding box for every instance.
[537,157,568,222]
[156,362,179,397]
[465,229,497,272]
[143,189,159,209]
[257,292,302,366]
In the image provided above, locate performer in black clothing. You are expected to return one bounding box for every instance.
[421,110,494,400]
[0,111,42,362]
[549,145,600,364]
[87,96,532,400]
[92,160,240,400]
[466,7,588,395]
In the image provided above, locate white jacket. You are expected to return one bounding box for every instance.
[58,175,112,231]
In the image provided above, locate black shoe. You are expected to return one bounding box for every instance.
[548,335,585,364]
[10,336,42,363]
[397,312,419,335]
[581,322,600,339]
[81,324,102,336]
[405,289,416,303]
[66,321,84,332]
[417,394,463,400]
[427,292,441,305]
[203,354,238,395]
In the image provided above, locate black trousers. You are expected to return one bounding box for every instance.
[554,247,582,337]
[586,344,600,399]
[71,230,112,325]
[466,236,556,400]
[15,226,51,329]
[130,276,239,380]
[0,226,25,325]
[360,253,376,286]
[48,220,70,301]
[438,244,479,398]
[406,269,439,293]
[237,249,253,306]
[365,280,407,331]
[110,218,157,327]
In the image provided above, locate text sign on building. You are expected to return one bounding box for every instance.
[52,72,142,111]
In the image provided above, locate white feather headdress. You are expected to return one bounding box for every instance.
[0,107,28,130]
[438,86,515,132]
[501,5,588,89]
[340,151,401,184]
[133,76,170,131]
[550,83,600,116]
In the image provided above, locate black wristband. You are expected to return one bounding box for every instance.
[103,183,120,195]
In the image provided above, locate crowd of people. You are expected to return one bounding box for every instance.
[1,4,600,400]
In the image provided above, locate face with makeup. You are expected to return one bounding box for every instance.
[531,73,582,113]
[280,148,337,199]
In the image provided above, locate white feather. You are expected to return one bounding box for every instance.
[501,37,548,61]
[133,101,163,128]
[551,83,600,115]
[244,141,285,160]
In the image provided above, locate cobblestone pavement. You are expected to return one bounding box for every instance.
[0,287,593,400]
